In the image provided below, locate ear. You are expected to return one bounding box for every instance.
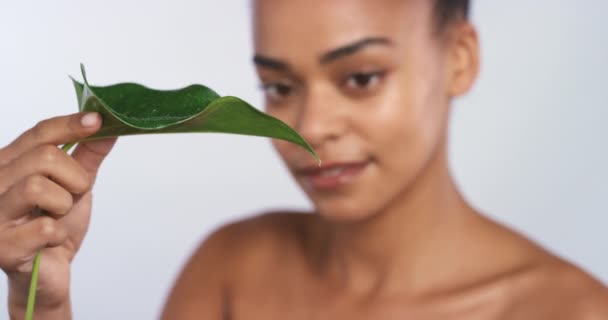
[446,22,480,97]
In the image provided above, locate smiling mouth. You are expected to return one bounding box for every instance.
[296,160,371,191]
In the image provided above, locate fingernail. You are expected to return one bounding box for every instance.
[81,113,100,128]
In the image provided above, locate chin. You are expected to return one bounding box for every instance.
[312,197,379,224]
[298,171,395,224]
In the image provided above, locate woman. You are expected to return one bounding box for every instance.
[2,0,607,319]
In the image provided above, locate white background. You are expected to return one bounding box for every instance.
[1,1,607,318]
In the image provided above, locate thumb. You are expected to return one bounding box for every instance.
[70,138,117,182]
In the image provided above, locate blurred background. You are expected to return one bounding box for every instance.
[1,0,606,318]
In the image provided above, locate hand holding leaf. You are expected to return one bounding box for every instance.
[23,65,318,319]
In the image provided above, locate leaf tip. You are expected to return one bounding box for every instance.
[80,63,89,84]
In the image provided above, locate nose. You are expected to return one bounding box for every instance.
[295,85,345,149]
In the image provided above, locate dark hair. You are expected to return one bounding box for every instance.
[434,0,470,30]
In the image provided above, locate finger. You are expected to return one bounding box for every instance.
[0,144,91,195]
[0,216,67,271]
[71,137,118,180]
[0,175,73,223]
[2,112,101,163]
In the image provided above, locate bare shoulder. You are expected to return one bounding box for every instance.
[161,211,313,319]
[182,210,313,277]
[574,281,608,320]
[505,253,608,319]
[469,215,608,319]
[207,210,315,259]
[543,260,608,319]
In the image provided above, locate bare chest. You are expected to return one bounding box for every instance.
[228,275,512,320]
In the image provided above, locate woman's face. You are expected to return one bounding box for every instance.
[253,0,469,221]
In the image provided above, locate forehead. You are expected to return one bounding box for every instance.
[252,0,434,55]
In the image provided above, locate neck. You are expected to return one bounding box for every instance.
[322,136,476,296]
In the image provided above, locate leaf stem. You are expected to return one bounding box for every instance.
[61,142,77,153]
[25,251,42,319]
[25,142,77,320]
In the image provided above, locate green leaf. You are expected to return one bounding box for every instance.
[26,65,321,320]
[70,64,319,163]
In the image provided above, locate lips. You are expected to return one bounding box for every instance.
[296,160,370,190]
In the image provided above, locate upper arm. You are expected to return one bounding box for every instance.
[160,224,236,320]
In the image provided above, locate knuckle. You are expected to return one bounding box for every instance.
[22,175,46,202]
[37,217,58,238]
[32,119,52,140]
[37,145,61,166]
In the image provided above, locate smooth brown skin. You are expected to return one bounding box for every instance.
[3,1,607,319]
[0,113,116,319]
[162,0,608,319]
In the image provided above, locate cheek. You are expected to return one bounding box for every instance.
[267,106,297,157]
[266,105,293,127]
[271,138,303,169]
[362,71,447,175]
[271,139,289,160]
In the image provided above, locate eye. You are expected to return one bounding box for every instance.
[260,82,293,102]
[344,71,384,91]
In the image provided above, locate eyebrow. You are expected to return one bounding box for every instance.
[252,36,393,71]
[320,37,392,64]
[253,55,290,71]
